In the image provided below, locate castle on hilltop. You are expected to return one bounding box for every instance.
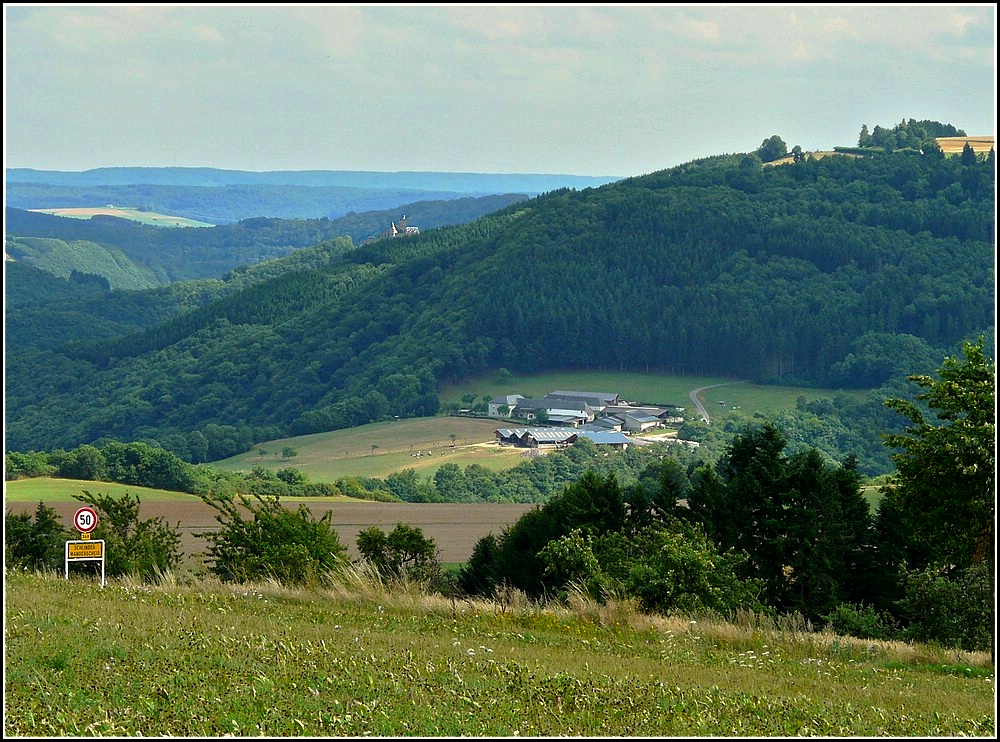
[383,214,419,239]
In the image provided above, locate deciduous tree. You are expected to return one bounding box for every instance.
[881,337,994,571]
[880,337,994,655]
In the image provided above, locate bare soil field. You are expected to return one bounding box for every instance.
[5,498,536,566]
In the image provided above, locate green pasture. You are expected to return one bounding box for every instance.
[2,478,359,507]
[438,369,868,425]
[3,478,196,504]
[211,417,527,481]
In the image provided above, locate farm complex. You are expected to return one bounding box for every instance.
[483,389,687,450]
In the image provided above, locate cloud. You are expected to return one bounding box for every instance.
[3,4,994,175]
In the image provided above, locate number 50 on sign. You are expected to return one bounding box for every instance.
[74,507,98,533]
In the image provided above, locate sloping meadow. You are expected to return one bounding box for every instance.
[4,570,993,737]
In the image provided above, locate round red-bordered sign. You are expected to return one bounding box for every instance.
[73,506,98,533]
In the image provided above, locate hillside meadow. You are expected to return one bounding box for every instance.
[3,570,994,737]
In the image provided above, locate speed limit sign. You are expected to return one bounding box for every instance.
[73,507,98,533]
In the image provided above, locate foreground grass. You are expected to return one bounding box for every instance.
[4,571,994,737]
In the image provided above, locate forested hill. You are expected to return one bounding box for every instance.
[4,146,994,460]
[3,193,528,283]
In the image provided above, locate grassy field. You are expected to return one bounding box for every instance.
[211,417,530,481]
[437,369,865,417]
[4,570,993,737]
[29,206,214,228]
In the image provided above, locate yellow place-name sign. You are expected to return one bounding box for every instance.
[67,541,104,559]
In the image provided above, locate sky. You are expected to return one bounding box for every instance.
[3,4,996,178]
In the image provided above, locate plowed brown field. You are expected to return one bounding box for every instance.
[5,499,536,566]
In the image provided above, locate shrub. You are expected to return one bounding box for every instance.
[356,522,445,589]
[4,502,70,571]
[74,490,183,580]
[896,562,992,651]
[619,524,763,616]
[538,528,611,602]
[821,602,900,642]
[198,493,348,587]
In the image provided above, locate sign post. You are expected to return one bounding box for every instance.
[66,507,105,586]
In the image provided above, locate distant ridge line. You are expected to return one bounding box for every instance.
[5,167,622,193]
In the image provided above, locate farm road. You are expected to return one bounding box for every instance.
[688,381,748,423]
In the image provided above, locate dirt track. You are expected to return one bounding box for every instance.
[7,499,536,566]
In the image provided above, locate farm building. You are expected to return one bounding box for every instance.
[545,390,623,411]
[490,396,595,425]
[486,390,685,434]
[487,394,524,417]
[601,404,674,432]
[494,427,630,450]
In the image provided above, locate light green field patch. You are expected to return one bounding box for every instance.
[440,370,868,426]
[3,478,197,503]
[211,417,526,481]
[31,207,214,228]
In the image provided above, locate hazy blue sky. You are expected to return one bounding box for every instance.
[4,4,995,177]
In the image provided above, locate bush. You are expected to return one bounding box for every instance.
[198,493,348,587]
[538,528,611,602]
[896,562,992,651]
[618,524,763,616]
[4,502,70,571]
[74,490,183,580]
[821,602,900,642]
[356,523,444,588]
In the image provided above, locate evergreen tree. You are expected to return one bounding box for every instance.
[961,142,978,166]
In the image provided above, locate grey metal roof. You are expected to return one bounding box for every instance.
[546,390,621,405]
[576,431,631,445]
[515,398,590,412]
[524,429,577,444]
[625,413,661,423]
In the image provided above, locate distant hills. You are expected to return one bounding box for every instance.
[4,167,621,224]
[6,166,621,191]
